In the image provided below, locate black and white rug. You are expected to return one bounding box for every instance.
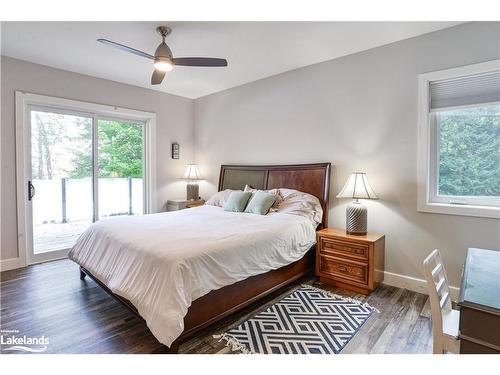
[214,284,377,354]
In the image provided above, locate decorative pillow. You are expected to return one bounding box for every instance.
[223,191,253,212]
[205,189,235,207]
[244,190,277,215]
[244,185,283,211]
[275,188,323,226]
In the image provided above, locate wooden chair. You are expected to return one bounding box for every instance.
[423,249,460,354]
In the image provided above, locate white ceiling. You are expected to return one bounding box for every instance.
[1,22,462,99]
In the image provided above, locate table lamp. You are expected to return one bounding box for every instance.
[336,172,378,235]
[182,164,202,201]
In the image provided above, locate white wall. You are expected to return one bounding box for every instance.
[194,22,500,288]
[1,56,194,261]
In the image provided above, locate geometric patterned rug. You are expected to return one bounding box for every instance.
[214,284,377,354]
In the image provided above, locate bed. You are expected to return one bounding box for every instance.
[70,163,331,352]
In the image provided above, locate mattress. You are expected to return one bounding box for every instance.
[68,205,317,346]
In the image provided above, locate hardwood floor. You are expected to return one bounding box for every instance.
[0,259,433,354]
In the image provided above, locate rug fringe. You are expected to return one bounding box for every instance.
[300,284,380,313]
[213,333,255,354]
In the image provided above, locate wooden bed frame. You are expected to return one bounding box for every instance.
[78,162,331,352]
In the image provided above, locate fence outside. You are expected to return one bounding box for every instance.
[32,177,143,224]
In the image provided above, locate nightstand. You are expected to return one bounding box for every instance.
[316,228,385,295]
[186,199,205,208]
[166,199,205,211]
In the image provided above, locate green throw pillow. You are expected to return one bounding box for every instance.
[223,191,252,212]
[244,190,277,215]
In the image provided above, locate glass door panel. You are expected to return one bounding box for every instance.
[97,118,144,219]
[30,110,93,255]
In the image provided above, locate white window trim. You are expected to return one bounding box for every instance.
[417,60,500,219]
[15,91,157,266]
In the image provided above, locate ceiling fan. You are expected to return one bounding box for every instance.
[97,26,228,85]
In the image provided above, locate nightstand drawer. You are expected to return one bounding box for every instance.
[320,238,369,261]
[319,255,368,285]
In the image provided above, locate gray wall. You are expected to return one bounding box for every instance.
[1,56,195,260]
[2,23,499,286]
[194,22,500,287]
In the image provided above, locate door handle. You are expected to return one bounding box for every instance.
[28,181,36,201]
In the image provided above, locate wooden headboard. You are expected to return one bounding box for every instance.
[218,163,332,228]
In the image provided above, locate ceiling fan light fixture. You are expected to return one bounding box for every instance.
[97,25,228,87]
[154,57,174,72]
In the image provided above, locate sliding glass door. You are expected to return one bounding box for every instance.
[27,107,145,263]
[30,110,94,257]
[97,118,144,219]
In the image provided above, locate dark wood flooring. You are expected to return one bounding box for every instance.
[0,259,433,354]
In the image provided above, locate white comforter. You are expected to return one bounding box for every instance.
[68,205,317,346]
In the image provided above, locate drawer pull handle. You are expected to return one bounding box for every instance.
[337,265,348,272]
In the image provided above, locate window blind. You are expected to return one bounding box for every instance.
[430,70,500,111]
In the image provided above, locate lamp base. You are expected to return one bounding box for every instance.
[346,201,367,235]
[186,183,199,201]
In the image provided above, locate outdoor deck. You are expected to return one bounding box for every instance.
[33,220,91,253]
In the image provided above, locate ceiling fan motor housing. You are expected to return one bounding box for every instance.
[155,42,173,59]
[154,26,174,69]
[154,41,173,71]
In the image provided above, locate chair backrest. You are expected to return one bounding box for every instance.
[423,249,452,341]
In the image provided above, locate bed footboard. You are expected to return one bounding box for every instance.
[76,248,314,352]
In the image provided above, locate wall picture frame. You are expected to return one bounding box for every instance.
[171,142,179,159]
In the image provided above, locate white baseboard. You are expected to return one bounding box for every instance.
[0,257,25,272]
[381,270,460,300]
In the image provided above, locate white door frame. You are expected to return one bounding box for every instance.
[15,91,157,266]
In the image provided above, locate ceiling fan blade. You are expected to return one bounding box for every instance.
[172,57,228,67]
[151,69,167,85]
[97,39,154,60]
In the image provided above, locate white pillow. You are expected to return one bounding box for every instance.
[205,189,237,207]
[243,185,283,211]
[275,188,323,226]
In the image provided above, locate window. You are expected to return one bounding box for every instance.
[418,61,500,218]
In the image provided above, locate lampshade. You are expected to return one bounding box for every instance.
[336,172,378,200]
[182,164,203,180]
